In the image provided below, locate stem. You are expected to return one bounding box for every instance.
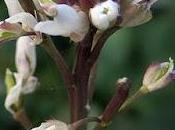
[42,37,74,87]
[41,37,78,122]
[73,26,97,124]
[94,78,131,130]
[73,26,119,130]
[119,86,149,111]
[87,26,121,68]
[13,109,32,130]
[88,62,97,106]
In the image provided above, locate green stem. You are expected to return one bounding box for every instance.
[119,86,149,112]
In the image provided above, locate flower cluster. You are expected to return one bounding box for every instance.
[1,0,174,130]
[1,0,159,43]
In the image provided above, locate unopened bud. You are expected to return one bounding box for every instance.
[142,58,175,92]
[89,0,120,30]
[119,58,174,111]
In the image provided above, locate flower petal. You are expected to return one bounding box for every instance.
[6,12,37,31]
[4,0,24,16]
[22,76,38,94]
[15,36,36,79]
[35,20,69,36]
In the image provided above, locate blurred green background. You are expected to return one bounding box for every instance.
[1,0,175,130]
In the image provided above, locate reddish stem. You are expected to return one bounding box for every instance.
[73,26,97,124]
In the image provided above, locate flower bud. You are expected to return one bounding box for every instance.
[89,0,120,30]
[143,58,175,92]
[31,120,69,130]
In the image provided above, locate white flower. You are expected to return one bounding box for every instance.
[34,4,89,42]
[4,34,39,115]
[89,0,120,30]
[3,1,41,114]
[143,58,175,92]
[5,36,40,115]
[31,120,69,130]
[132,0,158,10]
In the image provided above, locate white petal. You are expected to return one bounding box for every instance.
[22,76,38,94]
[90,9,109,30]
[6,12,37,30]
[54,4,83,32]
[35,20,70,36]
[4,0,24,16]
[15,36,36,79]
[101,0,120,21]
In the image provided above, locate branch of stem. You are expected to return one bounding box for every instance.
[87,26,121,68]
[72,26,96,123]
[94,78,131,130]
[41,37,79,122]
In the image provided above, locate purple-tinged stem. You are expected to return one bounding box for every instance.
[94,78,131,130]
